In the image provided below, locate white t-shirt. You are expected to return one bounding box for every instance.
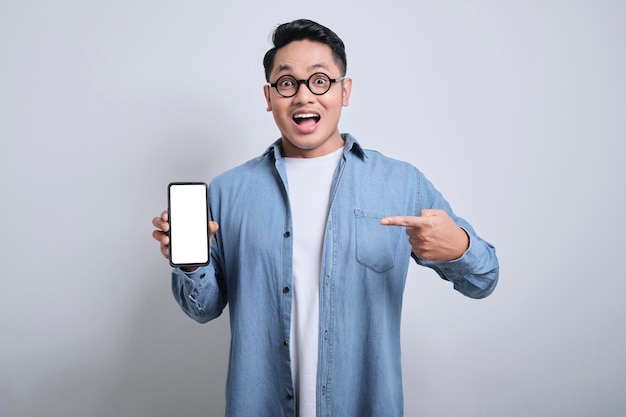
[284,147,343,417]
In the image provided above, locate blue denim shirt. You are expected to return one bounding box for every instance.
[171,133,498,417]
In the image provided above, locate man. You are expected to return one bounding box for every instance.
[152,19,498,417]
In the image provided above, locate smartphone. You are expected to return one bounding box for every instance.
[167,182,210,267]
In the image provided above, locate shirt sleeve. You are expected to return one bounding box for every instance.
[411,169,499,299]
[413,232,499,298]
[171,261,227,323]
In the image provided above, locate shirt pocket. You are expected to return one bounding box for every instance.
[354,209,399,273]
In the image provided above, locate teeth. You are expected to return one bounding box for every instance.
[293,113,318,119]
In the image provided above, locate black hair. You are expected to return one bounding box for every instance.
[263,19,347,82]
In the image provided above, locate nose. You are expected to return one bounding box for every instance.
[293,80,315,103]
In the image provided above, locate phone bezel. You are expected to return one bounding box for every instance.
[167,182,210,268]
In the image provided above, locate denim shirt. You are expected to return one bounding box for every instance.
[171,133,499,417]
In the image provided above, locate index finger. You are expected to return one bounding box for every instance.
[380,216,429,227]
[152,211,169,231]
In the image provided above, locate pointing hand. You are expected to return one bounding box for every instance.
[380,209,469,262]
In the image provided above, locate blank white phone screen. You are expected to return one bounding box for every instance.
[168,183,209,266]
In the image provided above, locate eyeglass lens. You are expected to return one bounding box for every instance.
[276,73,332,97]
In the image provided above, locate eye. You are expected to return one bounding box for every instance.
[279,77,296,88]
[311,75,329,86]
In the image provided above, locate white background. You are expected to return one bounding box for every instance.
[1,1,625,416]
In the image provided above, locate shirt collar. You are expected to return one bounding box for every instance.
[264,133,366,160]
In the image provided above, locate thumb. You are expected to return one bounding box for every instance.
[209,221,220,236]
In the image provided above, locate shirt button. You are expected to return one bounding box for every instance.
[284,231,291,238]
[283,340,289,347]
[286,394,294,401]
[283,286,290,293]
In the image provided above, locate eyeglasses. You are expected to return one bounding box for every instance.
[269,72,345,98]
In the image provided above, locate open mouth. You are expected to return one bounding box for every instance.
[293,113,321,125]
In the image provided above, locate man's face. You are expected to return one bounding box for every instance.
[264,39,352,158]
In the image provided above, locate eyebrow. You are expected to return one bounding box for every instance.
[276,63,330,74]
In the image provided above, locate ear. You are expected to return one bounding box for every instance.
[341,77,352,107]
[263,85,272,112]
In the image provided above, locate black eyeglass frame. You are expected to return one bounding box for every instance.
[268,72,345,98]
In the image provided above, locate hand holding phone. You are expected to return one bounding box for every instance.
[167,182,210,267]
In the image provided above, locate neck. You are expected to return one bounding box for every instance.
[281,133,344,158]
